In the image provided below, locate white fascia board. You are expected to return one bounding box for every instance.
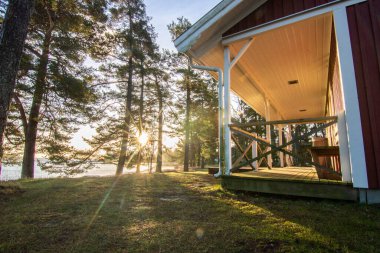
[222,0,367,45]
[174,0,243,53]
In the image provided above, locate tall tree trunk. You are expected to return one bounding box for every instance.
[201,156,205,169]
[136,61,145,173]
[0,0,34,173]
[155,76,163,173]
[116,56,133,176]
[190,131,195,167]
[183,65,191,172]
[21,25,52,178]
[197,141,201,167]
[149,140,155,174]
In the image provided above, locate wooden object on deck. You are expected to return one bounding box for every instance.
[309,146,341,180]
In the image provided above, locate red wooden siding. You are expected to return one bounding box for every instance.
[347,0,380,189]
[223,0,337,37]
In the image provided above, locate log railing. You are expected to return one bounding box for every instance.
[229,116,342,179]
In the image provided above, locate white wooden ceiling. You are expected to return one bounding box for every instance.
[198,13,333,120]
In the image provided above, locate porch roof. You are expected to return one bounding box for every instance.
[174,1,334,121]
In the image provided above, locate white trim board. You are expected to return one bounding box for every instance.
[174,0,237,47]
[222,0,367,45]
[174,0,267,53]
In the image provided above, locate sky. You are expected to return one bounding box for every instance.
[145,0,221,50]
[71,0,222,150]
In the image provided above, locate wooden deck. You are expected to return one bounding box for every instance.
[222,167,359,201]
[232,167,319,181]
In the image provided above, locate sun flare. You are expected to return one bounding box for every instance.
[137,132,149,146]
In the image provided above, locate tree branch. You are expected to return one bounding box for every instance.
[13,93,28,136]
[24,44,42,58]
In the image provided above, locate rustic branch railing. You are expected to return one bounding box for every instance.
[229,116,338,128]
[229,116,341,179]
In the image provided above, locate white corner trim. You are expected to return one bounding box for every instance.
[334,7,368,188]
[337,111,352,182]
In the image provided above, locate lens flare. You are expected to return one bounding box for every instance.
[138,132,149,146]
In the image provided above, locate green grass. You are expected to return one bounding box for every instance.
[0,171,379,252]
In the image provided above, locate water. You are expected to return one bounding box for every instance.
[1,164,54,181]
[1,163,177,181]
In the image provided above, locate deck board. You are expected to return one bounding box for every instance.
[233,167,319,181]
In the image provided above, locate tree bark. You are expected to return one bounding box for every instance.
[197,141,201,167]
[183,64,191,172]
[21,25,52,179]
[155,76,163,173]
[136,61,145,173]
[116,7,135,176]
[0,0,34,173]
[116,56,133,176]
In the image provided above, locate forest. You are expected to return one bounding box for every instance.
[0,0,333,181]
[0,0,233,178]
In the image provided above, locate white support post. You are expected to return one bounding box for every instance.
[224,46,232,175]
[218,71,224,176]
[265,98,272,168]
[334,8,368,188]
[224,39,254,175]
[279,124,284,167]
[337,111,352,182]
[252,141,258,170]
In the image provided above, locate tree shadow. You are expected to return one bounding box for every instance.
[1,173,379,253]
[79,172,379,253]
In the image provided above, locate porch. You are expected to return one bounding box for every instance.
[221,115,359,200]
[212,10,361,199]
[176,0,374,201]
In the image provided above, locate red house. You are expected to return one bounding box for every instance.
[174,0,380,204]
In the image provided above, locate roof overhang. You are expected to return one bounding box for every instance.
[174,0,267,55]
[174,0,366,120]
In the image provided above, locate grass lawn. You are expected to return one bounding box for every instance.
[0,171,379,253]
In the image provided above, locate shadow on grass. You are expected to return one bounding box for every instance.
[0,172,379,253]
[75,172,380,252]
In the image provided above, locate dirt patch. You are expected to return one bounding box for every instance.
[159,197,183,202]
[0,185,24,200]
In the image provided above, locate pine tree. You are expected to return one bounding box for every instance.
[5,0,109,178]
[149,51,171,173]
[0,0,34,173]
[106,0,156,175]
[163,43,219,170]
[77,0,157,175]
[168,17,192,171]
